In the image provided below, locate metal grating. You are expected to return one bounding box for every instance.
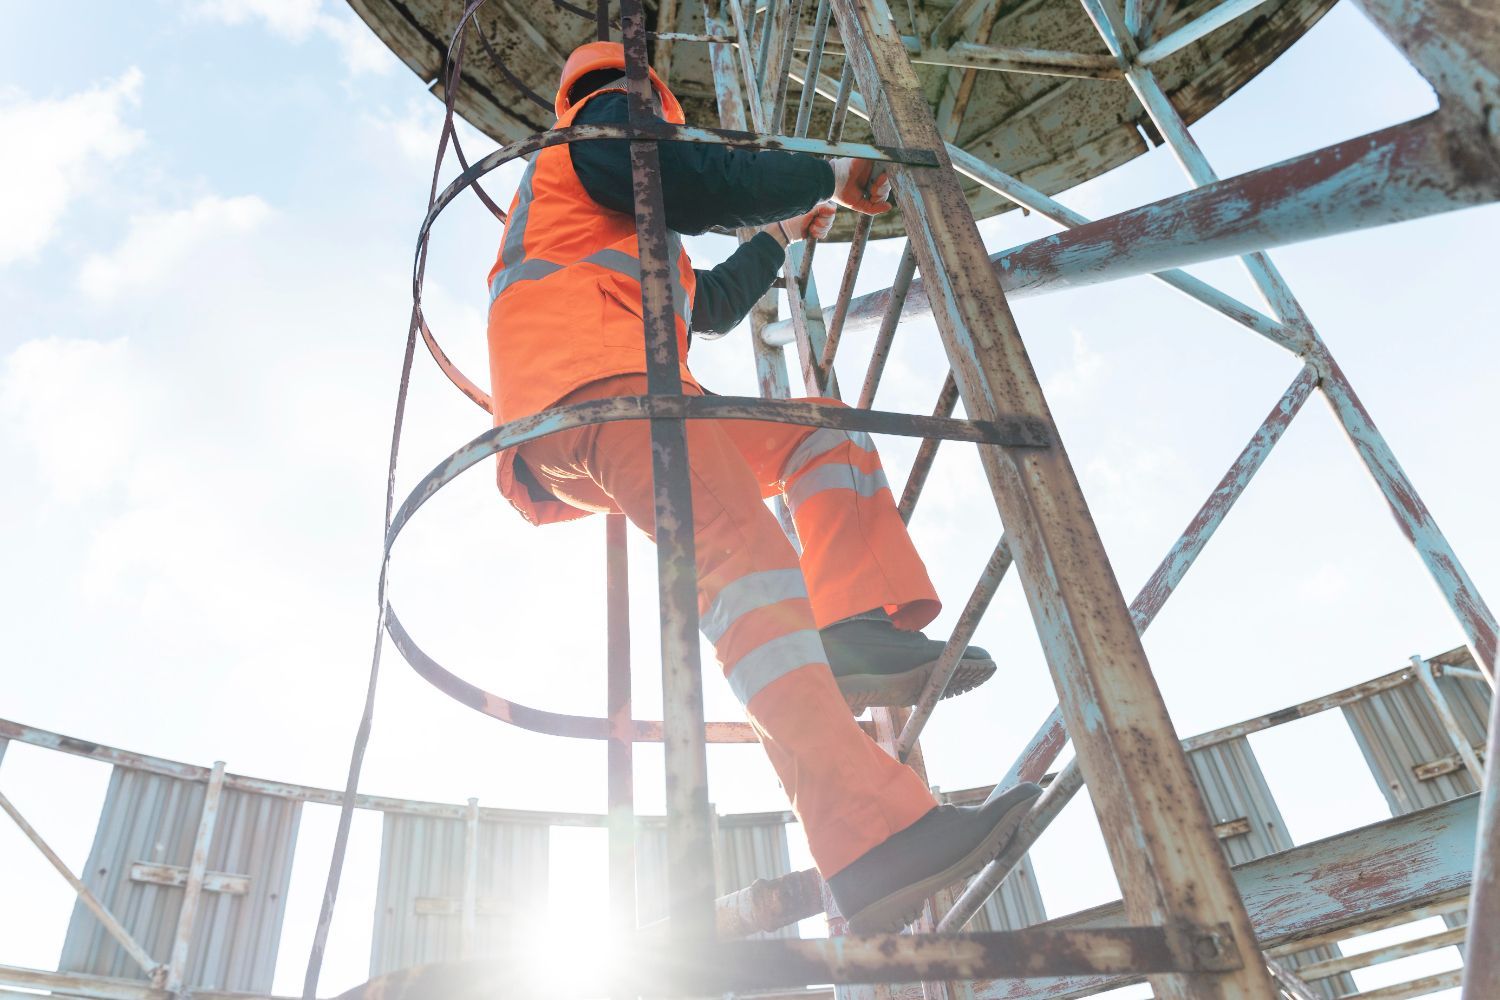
[369,811,549,975]
[57,766,300,992]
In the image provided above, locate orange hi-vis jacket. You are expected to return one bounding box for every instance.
[486,44,699,525]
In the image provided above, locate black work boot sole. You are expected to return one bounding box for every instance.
[835,654,997,714]
[837,782,1042,934]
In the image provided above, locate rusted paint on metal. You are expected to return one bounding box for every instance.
[856,244,918,409]
[1462,663,1500,998]
[1317,356,1497,676]
[619,0,718,941]
[826,0,1272,993]
[333,923,1240,998]
[1131,364,1317,628]
[897,374,961,522]
[966,795,1480,999]
[830,114,1500,338]
[606,513,637,945]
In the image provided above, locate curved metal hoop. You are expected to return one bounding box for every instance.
[382,394,1047,739]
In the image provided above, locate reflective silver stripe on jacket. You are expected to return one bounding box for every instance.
[783,428,876,480]
[787,464,891,511]
[725,629,827,706]
[490,162,693,329]
[700,569,809,645]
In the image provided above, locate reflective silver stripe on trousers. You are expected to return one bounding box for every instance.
[725,629,828,706]
[787,464,891,511]
[783,427,876,480]
[701,569,809,644]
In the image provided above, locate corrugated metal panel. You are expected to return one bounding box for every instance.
[1342,659,1490,815]
[1185,738,1356,998]
[369,812,549,975]
[636,814,797,938]
[967,855,1046,932]
[58,765,300,992]
[1187,737,1292,865]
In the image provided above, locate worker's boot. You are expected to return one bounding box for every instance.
[820,615,996,712]
[827,781,1043,933]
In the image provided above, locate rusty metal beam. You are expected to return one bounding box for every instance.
[333,924,1240,999]
[820,0,1272,995]
[942,364,1317,930]
[966,795,1480,999]
[821,113,1499,338]
[619,0,717,942]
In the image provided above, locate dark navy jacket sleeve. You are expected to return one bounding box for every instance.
[690,232,785,337]
[569,91,826,336]
[569,92,835,233]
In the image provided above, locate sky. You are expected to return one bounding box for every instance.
[0,0,1495,997]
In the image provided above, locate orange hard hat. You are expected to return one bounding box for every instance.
[555,41,685,124]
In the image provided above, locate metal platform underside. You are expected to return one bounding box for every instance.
[346,0,1337,236]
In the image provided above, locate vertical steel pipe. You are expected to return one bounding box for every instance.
[167,760,225,993]
[1462,673,1500,998]
[620,0,716,940]
[1413,657,1486,785]
[772,0,807,131]
[896,539,1014,759]
[897,373,960,522]
[795,0,833,137]
[819,213,874,378]
[462,797,479,958]
[606,514,638,943]
[856,244,918,409]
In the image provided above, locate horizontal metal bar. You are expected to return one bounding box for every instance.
[0,716,790,824]
[1263,895,1470,957]
[128,862,249,895]
[1296,925,1467,980]
[1345,968,1463,1000]
[336,925,1239,999]
[795,34,1124,78]
[387,395,1052,549]
[423,122,939,242]
[930,41,1123,78]
[0,963,299,1000]
[964,795,1480,999]
[1136,0,1278,65]
[826,114,1500,340]
[1179,666,1416,751]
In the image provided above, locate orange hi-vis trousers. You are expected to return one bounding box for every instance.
[517,375,941,876]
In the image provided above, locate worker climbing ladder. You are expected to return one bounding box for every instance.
[307,0,1500,997]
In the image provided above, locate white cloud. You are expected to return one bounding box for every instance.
[77,194,271,299]
[1043,328,1106,401]
[187,0,394,75]
[0,70,144,265]
[0,337,148,502]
